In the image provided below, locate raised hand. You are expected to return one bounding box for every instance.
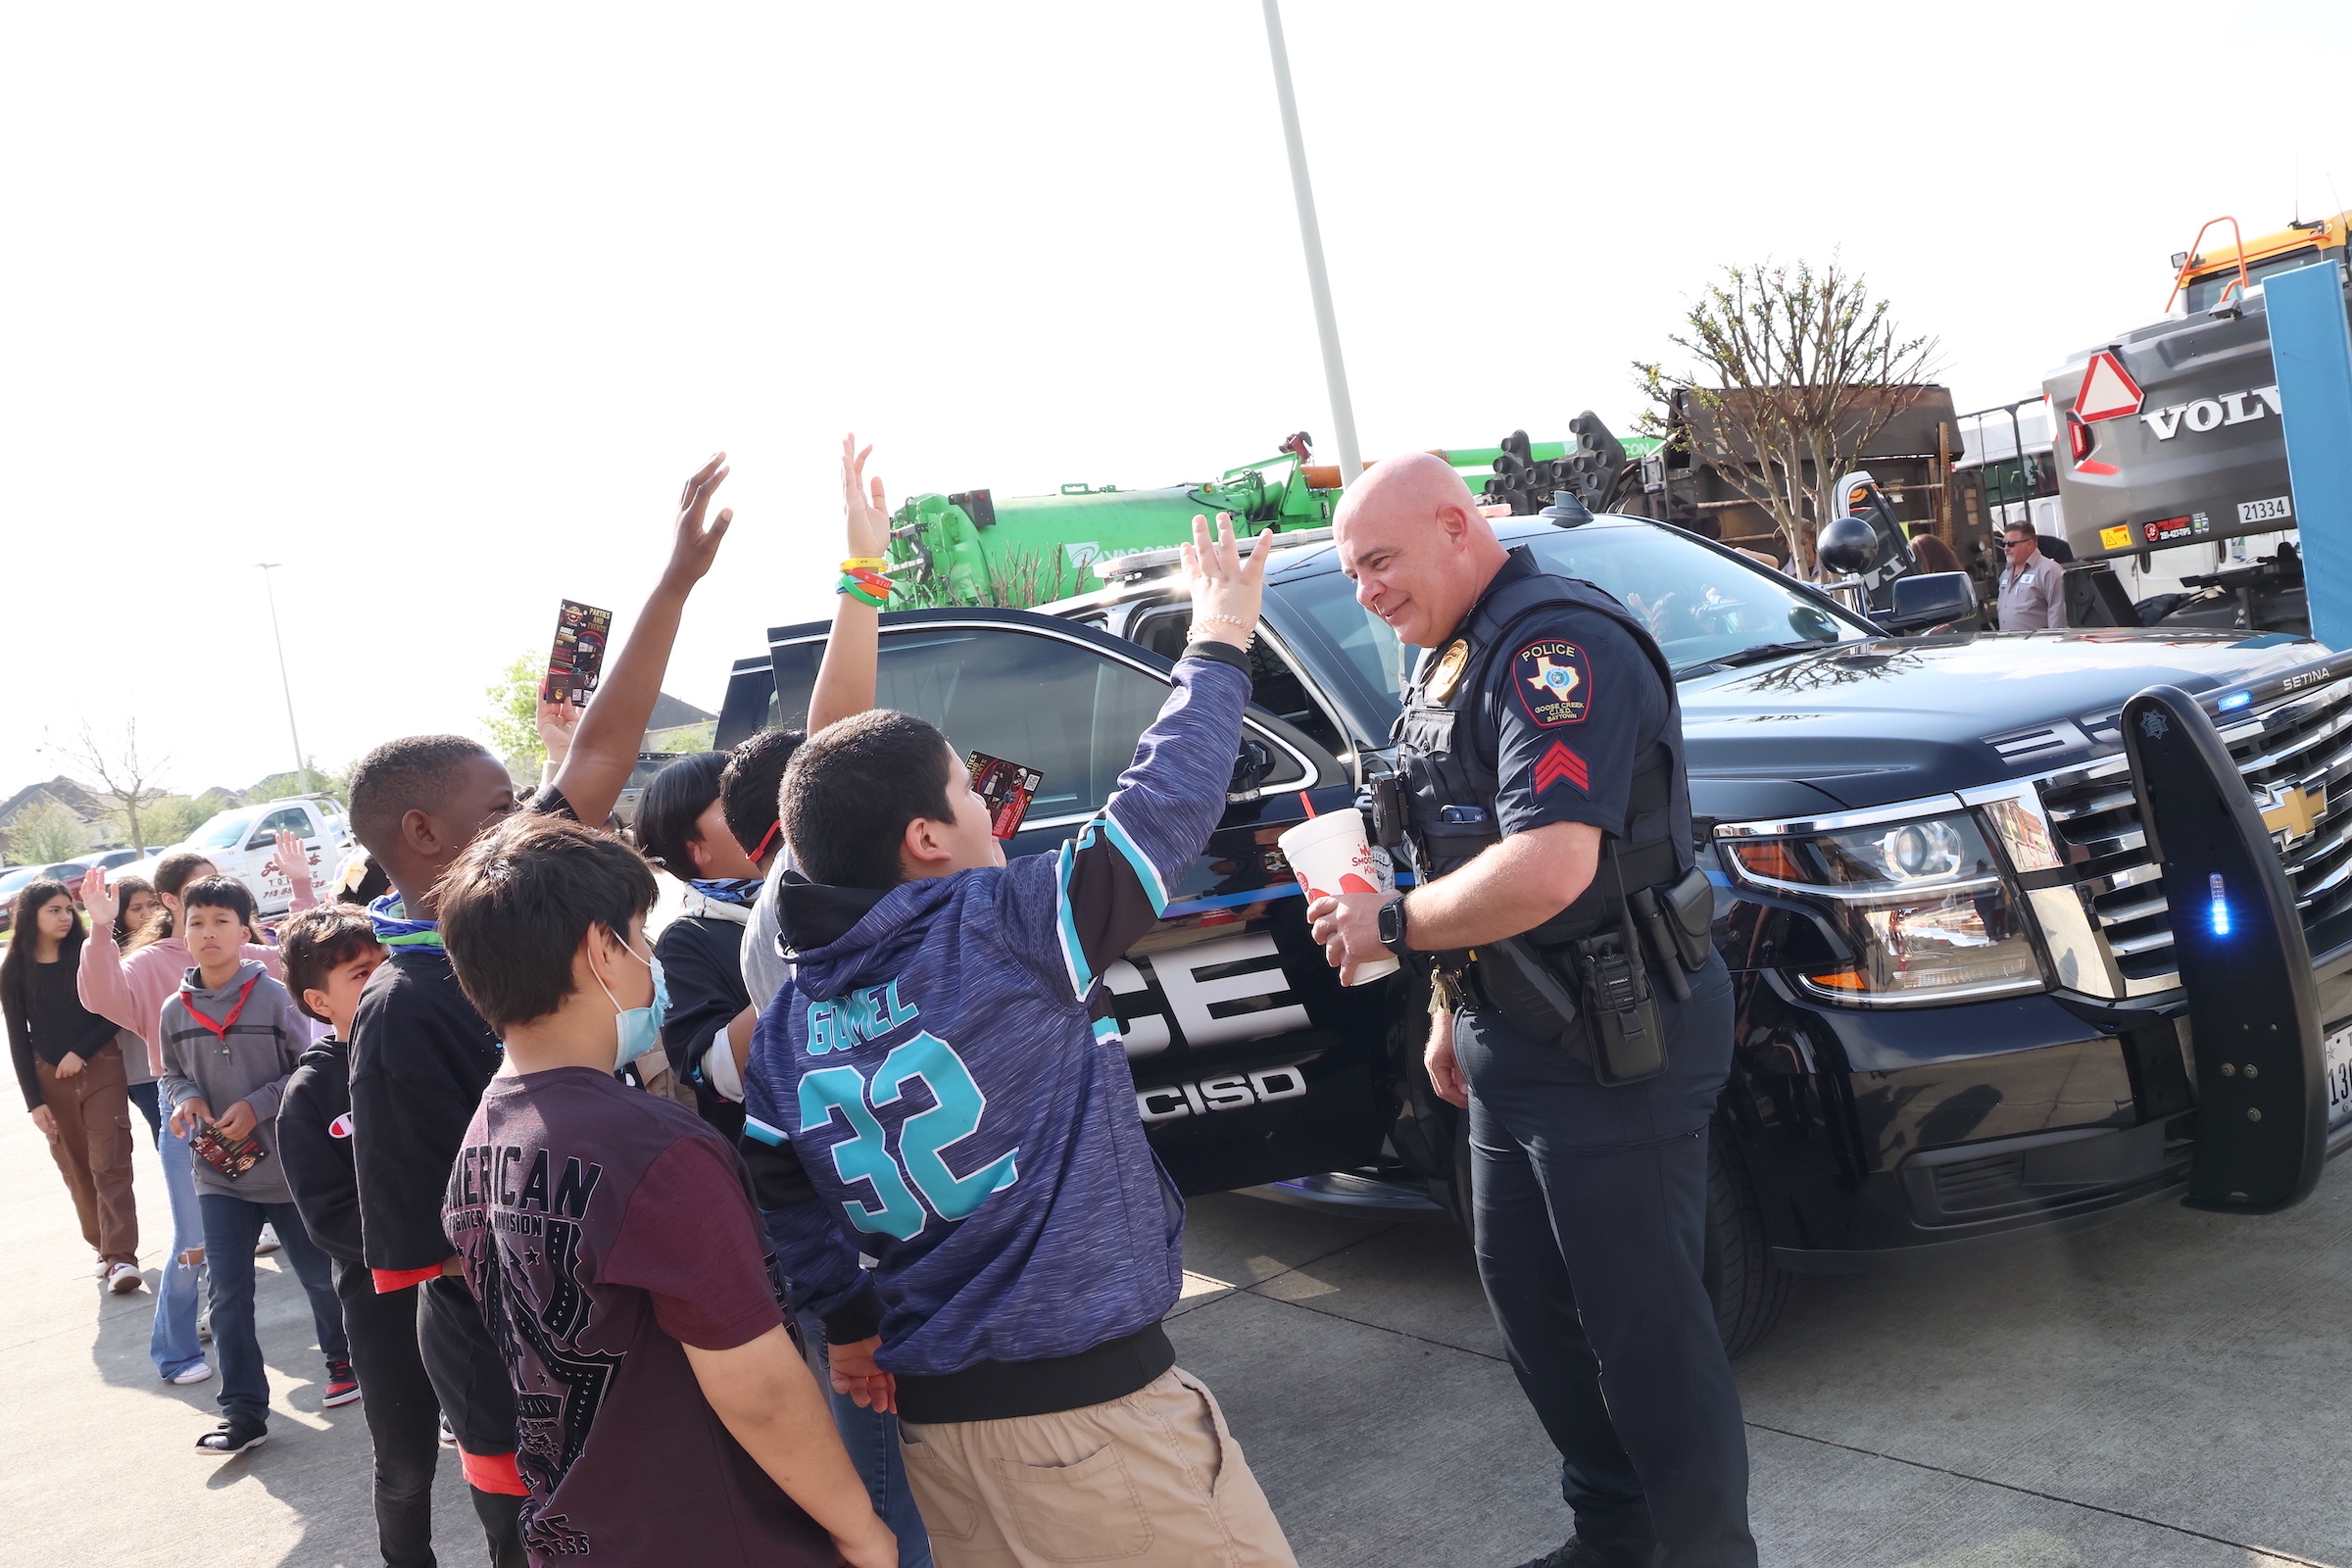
[270,830,316,897]
[1180,513,1276,649]
[535,694,581,760]
[80,865,116,927]
[842,434,890,564]
[661,452,735,590]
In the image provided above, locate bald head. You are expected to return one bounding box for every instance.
[1333,453,1510,648]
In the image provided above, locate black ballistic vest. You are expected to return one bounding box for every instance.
[1391,549,1693,947]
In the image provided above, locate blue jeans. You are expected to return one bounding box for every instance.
[797,1309,931,1568]
[198,1194,347,1427]
[149,1124,209,1381]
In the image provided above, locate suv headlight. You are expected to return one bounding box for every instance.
[1721,811,2046,1005]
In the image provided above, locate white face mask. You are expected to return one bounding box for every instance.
[591,934,668,1072]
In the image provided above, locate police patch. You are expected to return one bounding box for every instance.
[1513,639,1591,725]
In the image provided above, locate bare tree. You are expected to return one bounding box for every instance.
[48,719,172,856]
[1636,259,1939,573]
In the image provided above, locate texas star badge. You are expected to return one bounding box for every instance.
[1513,638,1591,725]
[1426,639,1470,704]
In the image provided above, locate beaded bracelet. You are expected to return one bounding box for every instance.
[1191,612,1253,646]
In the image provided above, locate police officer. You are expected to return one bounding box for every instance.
[1308,455,1754,1568]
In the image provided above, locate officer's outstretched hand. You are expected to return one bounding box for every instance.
[1182,512,1275,649]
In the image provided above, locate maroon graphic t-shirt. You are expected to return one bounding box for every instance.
[443,1066,841,1566]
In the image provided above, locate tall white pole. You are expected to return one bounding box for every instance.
[256,564,313,794]
[1260,0,1362,486]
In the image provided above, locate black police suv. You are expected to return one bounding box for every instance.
[715,513,2352,1353]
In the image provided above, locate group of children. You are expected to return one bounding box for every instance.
[17,438,1299,1568]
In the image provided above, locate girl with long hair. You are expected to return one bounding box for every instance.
[110,877,168,1142]
[76,841,318,1385]
[3,879,141,1293]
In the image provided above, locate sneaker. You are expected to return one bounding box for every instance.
[255,1224,281,1256]
[322,1359,361,1407]
[108,1262,144,1295]
[195,1418,269,1456]
[439,1415,457,1446]
[93,1257,111,1280]
[170,1362,214,1386]
[197,1280,213,1343]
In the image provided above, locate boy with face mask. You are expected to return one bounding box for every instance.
[436,812,894,1568]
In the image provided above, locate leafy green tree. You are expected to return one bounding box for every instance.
[245,761,347,804]
[5,800,90,863]
[487,653,547,776]
[653,721,717,754]
[134,795,210,848]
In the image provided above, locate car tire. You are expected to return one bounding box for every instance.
[1702,1123,1793,1357]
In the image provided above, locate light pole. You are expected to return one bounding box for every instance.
[1260,0,1362,487]
[256,564,313,795]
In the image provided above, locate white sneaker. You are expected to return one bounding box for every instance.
[93,1257,111,1280]
[197,1293,212,1343]
[255,1224,281,1256]
[108,1263,144,1295]
[171,1363,214,1386]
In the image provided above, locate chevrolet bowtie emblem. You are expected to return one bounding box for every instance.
[2259,783,2325,842]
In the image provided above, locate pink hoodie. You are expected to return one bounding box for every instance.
[78,882,317,1078]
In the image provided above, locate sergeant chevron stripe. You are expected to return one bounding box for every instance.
[1533,740,1589,794]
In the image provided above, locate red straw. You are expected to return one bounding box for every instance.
[1298,791,1316,817]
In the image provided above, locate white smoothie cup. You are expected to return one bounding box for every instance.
[1278,810,1400,985]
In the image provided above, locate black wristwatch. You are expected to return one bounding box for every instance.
[1377,895,1411,960]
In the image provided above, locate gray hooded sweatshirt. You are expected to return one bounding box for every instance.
[158,960,309,1203]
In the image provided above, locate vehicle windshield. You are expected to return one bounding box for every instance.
[2182,247,2321,313]
[187,810,257,851]
[1270,522,1865,732]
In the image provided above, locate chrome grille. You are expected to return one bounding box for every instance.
[2036,675,2352,993]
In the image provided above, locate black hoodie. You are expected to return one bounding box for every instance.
[276,1033,360,1264]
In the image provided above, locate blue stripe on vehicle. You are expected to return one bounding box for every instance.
[1100,812,1168,913]
[743,1114,791,1147]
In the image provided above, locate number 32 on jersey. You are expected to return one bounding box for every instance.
[796,1032,1019,1241]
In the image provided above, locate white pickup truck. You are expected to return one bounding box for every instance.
[124,795,353,915]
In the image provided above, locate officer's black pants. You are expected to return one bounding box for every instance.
[1456,955,1756,1568]
[334,1258,441,1568]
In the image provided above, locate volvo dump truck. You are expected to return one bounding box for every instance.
[2045,210,2352,634]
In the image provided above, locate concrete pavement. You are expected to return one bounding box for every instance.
[3,1100,2345,1566]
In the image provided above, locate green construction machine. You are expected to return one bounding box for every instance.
[884,416,1653,609]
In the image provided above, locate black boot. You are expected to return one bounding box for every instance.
[1512,1536,1654,1568]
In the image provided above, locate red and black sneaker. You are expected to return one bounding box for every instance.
[322,1359,361,1408]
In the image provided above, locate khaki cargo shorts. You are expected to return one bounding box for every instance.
[900,1365,1298,1568]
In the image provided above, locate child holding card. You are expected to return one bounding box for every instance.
[157,877,348,1456]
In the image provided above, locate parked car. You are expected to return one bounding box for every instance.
[713,511,2352,1353]
[82,849,145,875]
[149,796,354,916]
[0,864,52,935]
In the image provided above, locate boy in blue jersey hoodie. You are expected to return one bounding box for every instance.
[742,515,1298,1568]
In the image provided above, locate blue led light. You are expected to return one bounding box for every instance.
[2209,872,2230,936]
[2219,691,2252,711]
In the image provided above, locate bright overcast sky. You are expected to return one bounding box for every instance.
[3,0,2347,804]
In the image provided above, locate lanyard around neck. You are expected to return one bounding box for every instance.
[188,976,260,1042]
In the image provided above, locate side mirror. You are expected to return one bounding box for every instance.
[1816,514,1881,576]
[1882,571,1979,633]
[1230,737,1274,799]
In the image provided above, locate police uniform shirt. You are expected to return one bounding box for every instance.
[1467,558,1669,843]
